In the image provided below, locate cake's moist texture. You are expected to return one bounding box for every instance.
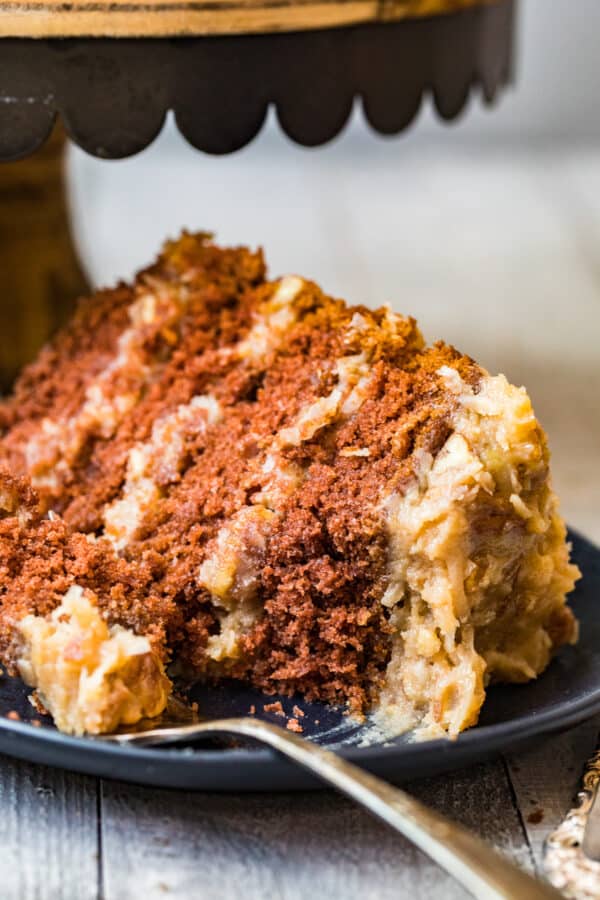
[0,233,579,736]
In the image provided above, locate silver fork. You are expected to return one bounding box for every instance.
[99,715,561,900]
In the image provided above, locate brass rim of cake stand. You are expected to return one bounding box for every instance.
[0,0,502,40]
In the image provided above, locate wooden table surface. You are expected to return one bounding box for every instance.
[4,133,599,899]
[2,717,599,899]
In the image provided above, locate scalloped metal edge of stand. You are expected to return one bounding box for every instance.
[0,0,514,161]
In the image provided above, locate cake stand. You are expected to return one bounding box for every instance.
[0,0,515,386]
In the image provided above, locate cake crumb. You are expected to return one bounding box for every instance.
[292,705,305,718]
[28,691,50,716]
[249,705,256,715]
[31,719,42,727]
[286,718,303,733]
[7,710,20,721]
[264,701,284,717]
[527,808,544,825]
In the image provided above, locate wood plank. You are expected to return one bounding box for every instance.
[409,758,534,872]
[0,754,99,900]
[0,0,497,39]
[506,716,600,873]
[100,757,528,900]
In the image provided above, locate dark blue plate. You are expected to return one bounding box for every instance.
[0,529,598,791]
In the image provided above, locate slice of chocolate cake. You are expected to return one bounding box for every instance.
[0,233,580,738]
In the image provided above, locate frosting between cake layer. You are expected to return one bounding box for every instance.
[24,279,192,498]
[104,394,222,549]
[237,275,303,361]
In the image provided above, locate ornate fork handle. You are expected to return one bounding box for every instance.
[102,717,560,900]
[545,747,600,898]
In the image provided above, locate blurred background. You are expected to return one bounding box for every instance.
[67,0,600,541]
